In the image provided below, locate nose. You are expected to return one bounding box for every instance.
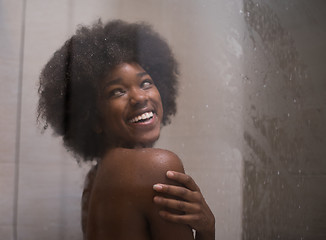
[129,87,147,107]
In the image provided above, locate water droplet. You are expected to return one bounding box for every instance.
[263,84,266,88]
[239,9,243,14]
[287,113,290,117]
[298,169,302,174]
[277,171,280,175]
[206,104,209,108]
[247,12,250,17]
[293,98,297,103]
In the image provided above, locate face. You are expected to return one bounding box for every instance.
[97,63,163,148]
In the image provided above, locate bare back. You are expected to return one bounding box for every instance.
[86,148,194,240]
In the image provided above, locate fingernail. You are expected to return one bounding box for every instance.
[166,171,174,177]
[153,184,163,191]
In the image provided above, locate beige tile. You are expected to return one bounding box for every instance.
[0,225,13,240]
[0,163,15,225]
[17,162,83,239]
[0,0,23,164]
[19,0,70,165]
[17,222,82,240]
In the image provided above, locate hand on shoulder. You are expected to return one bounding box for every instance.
[153,171,215,240]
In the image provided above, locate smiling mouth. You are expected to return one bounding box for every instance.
[128,111,154,123]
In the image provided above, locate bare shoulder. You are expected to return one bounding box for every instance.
[99,148,185,182]
[134,148,185,176]
[87,148,193,239]
[92,147,185,198]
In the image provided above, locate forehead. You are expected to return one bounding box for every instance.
[104,62,149,83]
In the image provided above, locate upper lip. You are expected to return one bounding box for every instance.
[126,107,155,122]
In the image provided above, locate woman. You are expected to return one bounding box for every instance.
[38,20,214,239]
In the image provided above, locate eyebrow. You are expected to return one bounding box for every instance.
[104,78,122,88]
[104,71,149,87]
[137,71,149,78]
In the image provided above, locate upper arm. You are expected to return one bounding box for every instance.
[142,149,194,240]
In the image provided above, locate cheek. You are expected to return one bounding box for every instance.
[151,88,162,104]
[155,93,164,118]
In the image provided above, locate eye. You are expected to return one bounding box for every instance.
[107,88,125,98]
[141,79,153,89]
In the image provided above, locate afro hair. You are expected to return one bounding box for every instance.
[37,20,179,161]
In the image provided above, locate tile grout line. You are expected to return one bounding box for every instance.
[13,0,27,239]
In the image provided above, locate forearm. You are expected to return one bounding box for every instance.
[195,215,215,240]
[195,228,215,240]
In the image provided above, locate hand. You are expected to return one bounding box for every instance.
[153,171,215,240]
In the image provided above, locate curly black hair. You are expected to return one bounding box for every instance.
[37,20,179,161]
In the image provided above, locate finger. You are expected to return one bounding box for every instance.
[154,196,200,213]
[166,171,200,192]
[158,210,200,226]
[153,184,199,202]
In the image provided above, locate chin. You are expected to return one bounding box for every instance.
[131,133,160,148]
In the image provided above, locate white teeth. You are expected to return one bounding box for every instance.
[129,111,154,123]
